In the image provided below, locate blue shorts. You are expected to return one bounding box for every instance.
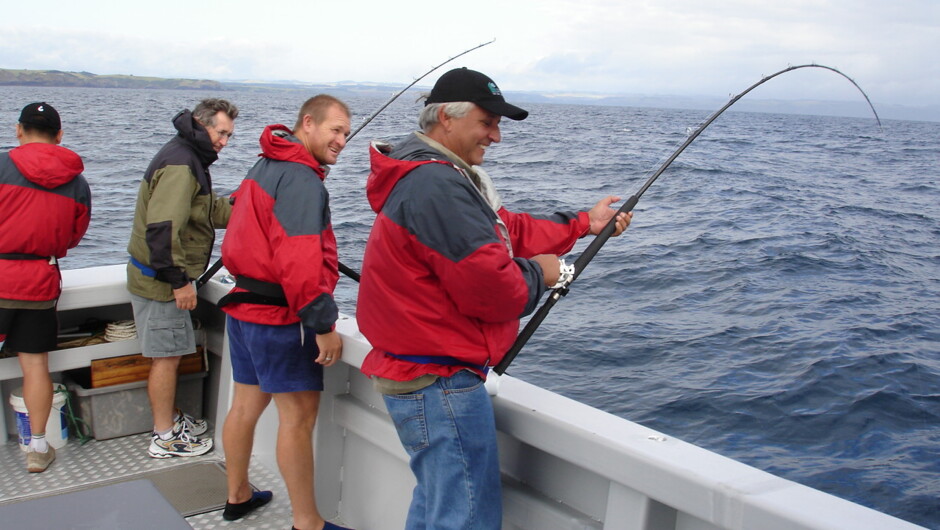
[226,316,324,393]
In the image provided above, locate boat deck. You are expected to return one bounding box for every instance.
[0,431,301,529]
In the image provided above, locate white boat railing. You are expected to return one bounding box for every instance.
[200,272,923,530]
[312,316,924,530]
[1,265,923,530]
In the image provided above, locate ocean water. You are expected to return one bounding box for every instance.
[2,86,938,528]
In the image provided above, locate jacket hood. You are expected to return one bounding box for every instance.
[259,125,326,179]
[172,109,219,167]
[366,133,449,213]
[9,143,84,189]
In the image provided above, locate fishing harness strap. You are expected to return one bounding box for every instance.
[386,352,489,374]
[217,276,288,308]
[0,253,56,265]
[128,256,157,278]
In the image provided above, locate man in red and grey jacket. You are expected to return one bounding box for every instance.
[357,68,631,529]
[0,102,91,473]
[217,94,353,530]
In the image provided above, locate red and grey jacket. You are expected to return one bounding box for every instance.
[220,125,339,332]
[0,143,91,301]
[357,133,590,381]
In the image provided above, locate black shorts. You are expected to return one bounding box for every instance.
[0,306,58,354]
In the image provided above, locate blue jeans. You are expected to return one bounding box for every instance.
[383,370,502,530]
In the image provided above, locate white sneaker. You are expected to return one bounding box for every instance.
[148,422,213,458]
[174,408,208,436]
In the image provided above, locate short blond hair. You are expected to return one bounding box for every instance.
[294,94,350,131]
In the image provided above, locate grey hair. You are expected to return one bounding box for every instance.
[192,98,239,127]
[418,100,475,133]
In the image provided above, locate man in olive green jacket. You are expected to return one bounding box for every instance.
[127,98,237,457]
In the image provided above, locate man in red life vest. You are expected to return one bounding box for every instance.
[218,94,353,530]
[357,68,632,528]
[0,102,91,473]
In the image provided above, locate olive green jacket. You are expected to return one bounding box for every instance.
[126,110,231,301]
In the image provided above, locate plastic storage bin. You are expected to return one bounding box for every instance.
[64,372,205,440]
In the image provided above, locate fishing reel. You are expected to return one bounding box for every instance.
[550,258,576,291]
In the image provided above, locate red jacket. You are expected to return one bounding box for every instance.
[358,134,589,381]
[220,125,339,331]
[0,143,91,301]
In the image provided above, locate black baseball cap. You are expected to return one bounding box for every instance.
[19,102,61,131]
[426,68,528,121]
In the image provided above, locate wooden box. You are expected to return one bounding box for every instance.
[67,347,205,389]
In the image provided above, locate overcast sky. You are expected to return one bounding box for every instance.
[2,0,937,109]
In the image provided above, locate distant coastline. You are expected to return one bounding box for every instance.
[0,68,223,90]
[2,67,935,122]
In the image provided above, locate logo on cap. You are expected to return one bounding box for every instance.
[487,82,501,96]
[37,105,45,112]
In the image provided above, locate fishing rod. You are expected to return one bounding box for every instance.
[196,39,495,289]
[493,63,882,375]
[346,38,495,141]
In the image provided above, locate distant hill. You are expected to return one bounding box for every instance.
[0,68,223,90]
[221,78,934,122]
[2,68,934,122]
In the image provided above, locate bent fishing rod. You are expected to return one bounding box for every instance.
[196,39,496,289]
[494,63,882,375]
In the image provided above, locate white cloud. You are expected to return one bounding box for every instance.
[1,0,937,107]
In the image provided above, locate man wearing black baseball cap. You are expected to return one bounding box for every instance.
[424,66,529,121]
[356,68,631,528]
[1,102,91,473]
[19,102,63,136]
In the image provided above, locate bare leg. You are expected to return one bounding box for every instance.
[148,355,183,432]
[273,390,324,530]
[18,352,52,437]
[223,382,272,503]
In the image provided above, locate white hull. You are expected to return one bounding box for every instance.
[0,265,924,529]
